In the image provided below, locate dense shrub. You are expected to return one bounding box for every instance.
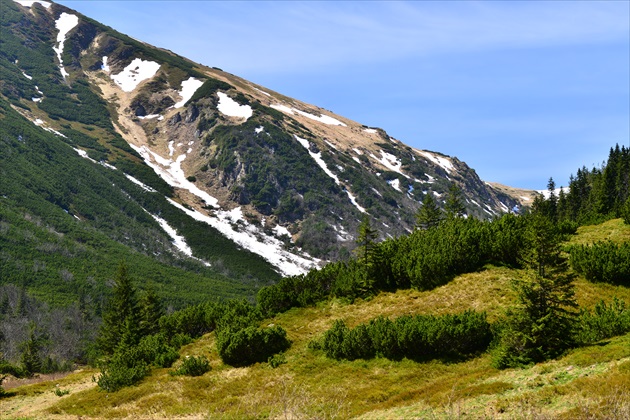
[96,346,151,392]
[319,310,492,362]
[171,355,210,377]
[570,241,630,285]
[575,298,630,344]
[216,325,290,367]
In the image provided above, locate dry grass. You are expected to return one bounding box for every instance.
[3,220,630,418]
[568,218,630,245]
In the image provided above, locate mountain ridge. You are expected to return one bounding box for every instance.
[3,0,534,274]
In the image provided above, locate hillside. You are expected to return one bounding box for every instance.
[1,0,531,276]
[2,219,630,419]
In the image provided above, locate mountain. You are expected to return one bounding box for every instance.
[1,0,531,282]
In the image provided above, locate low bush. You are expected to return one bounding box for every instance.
[216,325,291,367]
[171,355,210,377]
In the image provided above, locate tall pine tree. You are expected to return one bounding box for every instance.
[416,192,442,229]
[493,213,577,368]
[445,183,466,218]
[97,262,141,355]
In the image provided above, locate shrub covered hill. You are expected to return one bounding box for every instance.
[3,1,630,417]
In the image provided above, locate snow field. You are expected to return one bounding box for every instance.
[111,58,160,92]
[53,13,79,78]
[295,135,366,213]
[129,144,219,208]
[167,199,318,277]
[174,77,204,108]
[270,104,346,126]
[387,178,401,192]
[124,174,157,193]
[418,151,454,174]
[101,56,110,72]
[216,92,253,120]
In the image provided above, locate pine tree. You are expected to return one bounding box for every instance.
[416,192,442,229]
[493,214,577,368]
[20,324,42,377]
[97,262,141,355]
[546,177,558,222]
[445,183,466,218]
[139,287,164,337]
[355,215,379,293]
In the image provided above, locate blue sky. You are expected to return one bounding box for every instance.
[57,0,629,190]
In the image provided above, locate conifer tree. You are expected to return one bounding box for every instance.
[20,324,42,377]
[139,287,164,337]
[493,214,577,368]
[445,183,466,218]
[416,192,442,229]
[546,177,558,222]
[355,215,379,292]
[97,262,141,355]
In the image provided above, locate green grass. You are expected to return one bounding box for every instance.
[3,220,630,419]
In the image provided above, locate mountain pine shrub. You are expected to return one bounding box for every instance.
[216,325,291,367]
[569,241,630,285]
[171,355,210,377]
[318,311,492,362]
[575,298,630,344]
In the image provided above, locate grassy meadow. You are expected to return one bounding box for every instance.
[2,220,630,419]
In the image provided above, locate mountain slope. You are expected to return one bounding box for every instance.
[4,219,630,418]
[2,0,532,274]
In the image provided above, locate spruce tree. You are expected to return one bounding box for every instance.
[20,324,42,377]
[355,215,379,293]
[493,214,577,368]
[97,262,141,355]
[139,287,164,337]
[416,192,442,229]
[546,177,558,222]
[445,183,466,218]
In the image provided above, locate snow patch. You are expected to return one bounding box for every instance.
[148,212,194,258]
[295,135,365,213]
[101,56,110,72]
[352,156,361,164]
[270,104,346,126]
[363,128,377,134]
[21,71,32,80]
[31,118,66,137]
[138,114,162,120]
[537,188,563,199]
[129,144,219,208]
[74,148,96,163]
[124,174,157,193]
[174,77,204,108]
[111,58,160,92]
[295,135,340,185]
[53,13,79,79]
[167,199,318,277]
[346,190,367,213]
[255,126,264,134]
[254,88,271,96]
[216,92,252,120]
[378,150,404,174]
[387,178,401,192]
[324,140,338,150]
[273,225,291,239]
[353,148,363,155]
[418,151,454,174]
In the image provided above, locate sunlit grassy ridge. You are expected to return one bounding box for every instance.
[2,220,630,419]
